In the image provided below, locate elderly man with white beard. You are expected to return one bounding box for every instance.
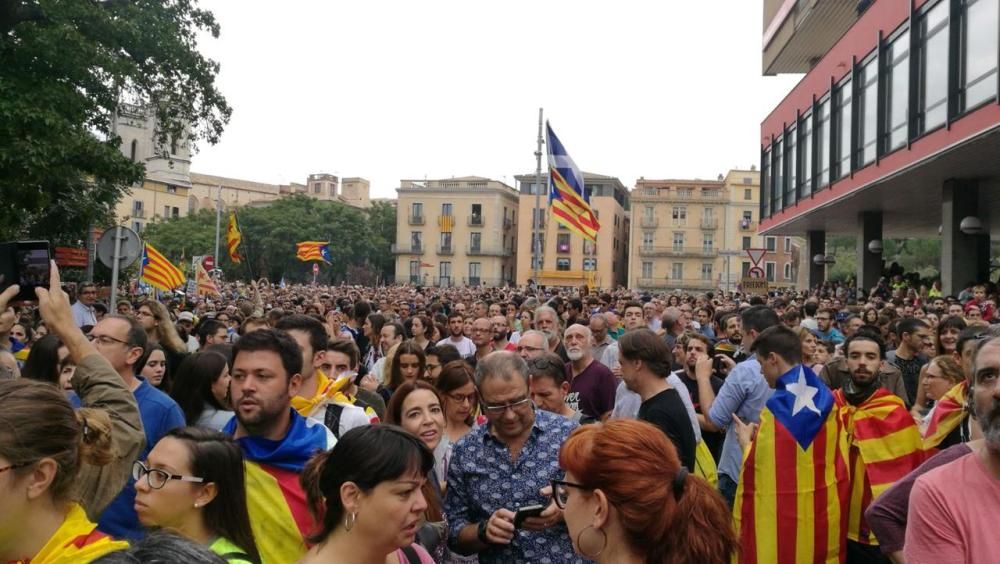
[562,324,617,423]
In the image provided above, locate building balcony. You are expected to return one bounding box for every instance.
[467,245,512,257]
[391,244,424,255]
[437,244,454,255]
[438,215,455,230]
[637,246,716,258]
[408,214,425,225]
[640,217,659,228]
[503,218,514,230]
[763,0,864,76]
[739,220,758,231]
[700,218,719,230]
[468,215,484,227]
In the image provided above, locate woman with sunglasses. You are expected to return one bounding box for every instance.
[554,419,737,563]
[133,427,260,563]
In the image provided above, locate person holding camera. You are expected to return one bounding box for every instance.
[680,333,728,461]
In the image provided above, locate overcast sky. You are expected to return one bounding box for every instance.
[192,0,802,199]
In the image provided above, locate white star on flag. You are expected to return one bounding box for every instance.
[786,367,821,416]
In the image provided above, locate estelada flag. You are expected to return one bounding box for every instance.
[922,380,969,451]
[834,387,924,545]
[140,243,186,292]
[734,364,849,564]
[194,262,221,297]
[546,122,600,242]
[296,241,331,263]
[29,503,129,563]
[226,211,242,264]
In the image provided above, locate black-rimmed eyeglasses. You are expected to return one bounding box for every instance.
[132,460,205,490]
[550,478,590,509]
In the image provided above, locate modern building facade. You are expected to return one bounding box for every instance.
[393,177,519,287]
[513,173,630,289]
[759,0,999,294]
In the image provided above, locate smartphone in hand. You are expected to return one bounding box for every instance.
[0,241,51,303]
[512,504,546,529]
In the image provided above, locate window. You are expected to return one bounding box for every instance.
[531,233,545,252]
[171,206,179,219]
[166,185,177,194]
[411,202,423,218]
[439,262,451,286]
[556,258,571,271]
[742,236,752,250]
[773,138,784,210]
[765,261,776,282]
[314,184,321,194]
[742,210,753,222]
[701,263,713,281]
[742,262,751,277]
[671,206,687,225]
[164,205,170,218]
[469,263,481,285]
[703,207,715,220]
[409,261,420,283]
[817,97,831,187]
[884,30,910,152]
[784,237,791,252]
[918,1,949,133]
[800,113,813,197]
[130,139,138,162]
[441,203,453,217]
[673,232,684,251]
[133,221,143,233]
[641,261,653,279]
[743,177,753,184]
[835,77,853,178]
[470,232,482,251]
[678,187,694,198]
[671,263,684,280]
[702,233,714,252]
[411,232,422,250]
[583,240,595,255]
[557,233,571,253]
[762,148,771,218]
[857,55,878,167]
[583,258,597,271]
[471,204,483,225]
[785,126,798,206]
[961,0,999,110]
[440,232,452,250]
[744,189,752,200]
[703,188,721,199]
[642,232,654,249]
[784,262,792,280]
[765,236,776,252]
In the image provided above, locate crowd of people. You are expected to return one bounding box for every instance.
[1,264,998,563]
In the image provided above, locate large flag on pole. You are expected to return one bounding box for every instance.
[227,211,243,264]
[734,364,849,564]
[140,243,186,292]
[296,241,332,263]
[546,122,600,241]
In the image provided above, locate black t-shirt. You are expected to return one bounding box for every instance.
[888,351,927,406]
[677,370,725,461]
[638,388,697,472]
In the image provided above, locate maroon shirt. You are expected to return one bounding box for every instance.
[564,359,617,422]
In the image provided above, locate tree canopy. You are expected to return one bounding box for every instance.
[143,196,397,283]
[0,0,230,242]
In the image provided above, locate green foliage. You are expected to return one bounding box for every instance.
[0,0,231,241]
[827,236,942,282]
[143,196,397,283]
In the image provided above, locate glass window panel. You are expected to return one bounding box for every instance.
[801,113,813,196]
[762,148,771,217]
[817,99,831,187]
[858,56,878,166]
[837,79,853,178]
[885,31,910,152]
[773,139,784,211]
[963,0,999,110]
[786,127,797,207]
[920,1,950,133]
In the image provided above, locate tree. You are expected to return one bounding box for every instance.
[0,0,231,241]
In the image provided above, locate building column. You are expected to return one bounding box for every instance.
[857,211,883,292]
[806,230,826,290]
[941,180,989,295]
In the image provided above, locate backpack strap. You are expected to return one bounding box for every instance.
[323,403,345,438]
[401,545,421,564]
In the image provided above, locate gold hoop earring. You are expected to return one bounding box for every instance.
[344,512,357,532]
[576,525,607,559]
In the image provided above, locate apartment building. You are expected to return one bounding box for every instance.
[393,177,519,287]
[513,173,630,289]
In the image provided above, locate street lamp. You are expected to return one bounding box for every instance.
[867,240,883,254]
[813,254,836,266]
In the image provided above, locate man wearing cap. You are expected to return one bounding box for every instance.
[176,311,199,352]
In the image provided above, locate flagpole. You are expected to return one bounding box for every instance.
[532,108,544,287]
[213,185,222,275]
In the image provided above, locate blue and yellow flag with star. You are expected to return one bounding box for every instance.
[734,365,850,564]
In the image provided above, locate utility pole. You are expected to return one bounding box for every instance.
[533,108,544,286]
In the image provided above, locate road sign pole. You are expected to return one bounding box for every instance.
[109,226,123,307]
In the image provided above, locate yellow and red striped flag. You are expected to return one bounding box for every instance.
[546,122,600,242]
[834,387,925,545]
[226,211,242,264]
[296,241,331,263]
[734,365,849,564]
[29,503,128,562]
[194,262,221,297]
[922,380,968,451]
[140,243,186,292]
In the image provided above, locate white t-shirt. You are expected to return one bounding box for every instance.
[436,336,475,357]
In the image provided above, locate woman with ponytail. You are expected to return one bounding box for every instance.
[0,379,128,563]
[555,419,737,564]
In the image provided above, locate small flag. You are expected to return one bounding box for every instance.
[195,262,221,297]
[546,122,600,242]
[296,241,331,263]
[141,243,186,292]
[922,380,968,451]
[227,211,243,264]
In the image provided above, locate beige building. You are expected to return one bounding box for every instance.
[393,177,519,286]
[188,172,372,213]
[514,173,630,289]
[629,169,804,292]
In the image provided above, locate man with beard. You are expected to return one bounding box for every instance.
[490,315,515,352]
[905,336,1000,564]
[467,317,495,367]
[437,312,475,357]
[833,331,923,562]
[887,318,933,406]
[562,324,616,422]
[224,329,336,563]
[680,333,725,460]
[820,326,908,403]
[715,312,748,364]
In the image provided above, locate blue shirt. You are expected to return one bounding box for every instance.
[813,327,845,344]
[707,355,773,481]
[445,409,584,564]
[98,379,185,540]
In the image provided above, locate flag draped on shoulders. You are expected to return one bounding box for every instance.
[834,387,924,545]
[227,211,243,264]
[224,409,335,564]
[546,122,600,242]
[20,503,128,564]
[296,241,332,263]
[922,380,968,451]
[140,243,186,292]
[734,364,849,564]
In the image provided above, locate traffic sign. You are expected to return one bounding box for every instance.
[746,248,767,266]
[313,263,319,274]
[741,276,769,296]
[203,255,215,270]
[748,266,765,278]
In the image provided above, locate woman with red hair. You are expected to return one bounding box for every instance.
[555,419,737,563]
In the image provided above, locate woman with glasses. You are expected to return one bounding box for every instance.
[298,425,436,564]
[133,427,259,563]
[435,360,480,445]
[554,419,737,563]
[0,379,128,562]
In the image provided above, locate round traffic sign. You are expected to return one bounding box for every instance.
[313,263,319,274]
[96,226,142,269]
[203,255,215,270]
[748,267,765,278]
